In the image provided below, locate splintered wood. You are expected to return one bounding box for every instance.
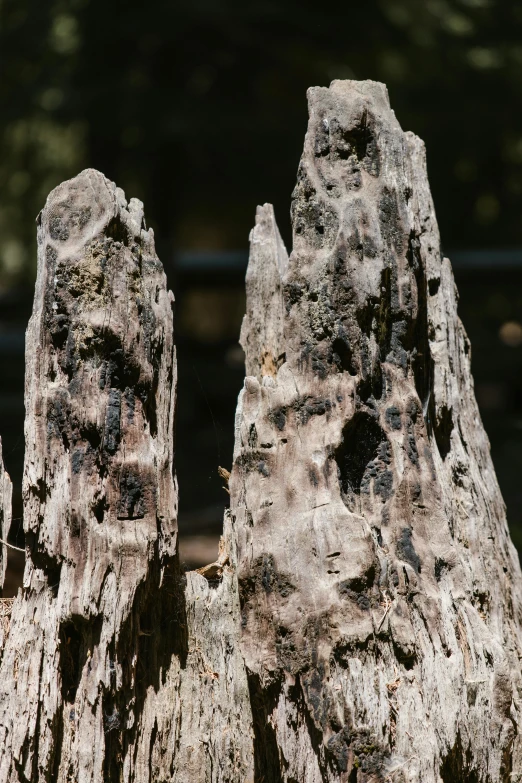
[231,81,522,782]
[0,81,522,782]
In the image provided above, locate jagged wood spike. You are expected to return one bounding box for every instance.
[240,203,289,378]
[0,170,181,781]
[231,80,522,781]
[2,80,521,783]
[0,169,254,783]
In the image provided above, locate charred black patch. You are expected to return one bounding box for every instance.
[49,216,70,241]
[92,494,108,523]
[396,527,421,573]
[299,344,330,380]
[296,396,332,424]
[269,408,286,431]
[407,231,434,424]
[125,387,135,423]
[235,450,272,475]
[404,399,421,466]
[259,554,294,597]
[118,469,146,519]
[372,473,393,502]
[240,554,296,612]
[71,448,84,474]
[338,562,376,610]
[46,243,58,264]
[291,167,340,249]
[247,673,284,783]
[46,390,70,444]
[248,423,258,446]
[106,215,130,245]
[257,460,270,477]
[327,728,352,773]
[326,727,389,779]
[322,112,380,177]
[434,404,454,460]
[335,413,392,507]
[80,423,102,451]
[440,731,480,783]
[59,615,102,704]
[435,557,449,581]
[339,588,371,611]
[331,332,355,374]
[335,413,384,496]
[49,314,69,350]
[385,405,401,431]
[388,319,408,370]
[283,281,305,312]
[406,433,419,466]
[428,276,441,296]
[379,188,404,255]
[276,626,313,675]
[356,370,383,403]
[103,390,121,455]
[309,466,319,487]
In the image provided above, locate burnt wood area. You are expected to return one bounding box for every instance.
[0,80,522,782]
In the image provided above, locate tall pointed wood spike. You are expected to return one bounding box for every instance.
[0,169,181,781]
[240,203,288,379]
[232,80,522,781]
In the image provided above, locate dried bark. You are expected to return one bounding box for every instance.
[232,80,522,782]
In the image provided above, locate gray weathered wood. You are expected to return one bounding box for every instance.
[0,439,12,596]
[2,79,522,783]
[232,80,522,781]
[0,169,181,781]
[0,168,253,783]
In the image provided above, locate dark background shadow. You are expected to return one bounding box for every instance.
[1,0,522,590]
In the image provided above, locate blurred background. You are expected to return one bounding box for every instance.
[1,0,522,592]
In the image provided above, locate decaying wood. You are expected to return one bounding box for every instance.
[0,169,253,783]
[1,79,522,783]
[0,439,12,599]
[0,437,14,649]
[0,169,182,782]
[232,80,522,781]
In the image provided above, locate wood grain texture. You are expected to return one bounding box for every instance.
[0,169,254,783]
[0,169,182,782]
[2,80,522,783]
[232,80,522,782]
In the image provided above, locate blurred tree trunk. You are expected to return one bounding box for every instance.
[1,81,522,783]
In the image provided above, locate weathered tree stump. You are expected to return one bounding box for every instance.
[232,80,522,781]
[1,80,522,783]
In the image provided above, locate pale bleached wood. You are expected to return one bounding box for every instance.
[232,80,522,782]
[0,169,180,782]
[2,79,522,783]
[0,168,254,783]
[0,439,12,596]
